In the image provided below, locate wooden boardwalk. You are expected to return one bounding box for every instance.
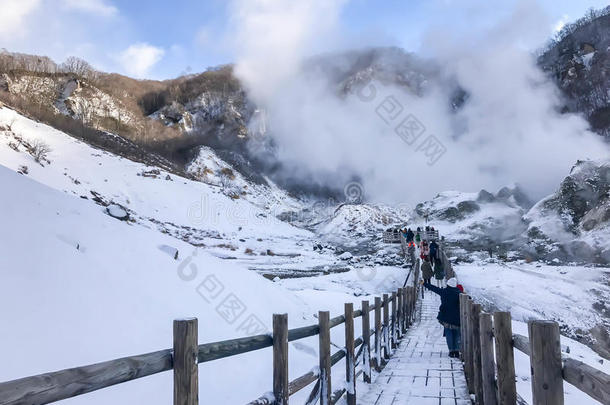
[359,290,471,405]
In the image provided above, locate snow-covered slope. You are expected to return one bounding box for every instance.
[0,114,410,404]
[1,106,369,277]
[0,106,309,241]
[186,144,303,215]
[0,163,305,403]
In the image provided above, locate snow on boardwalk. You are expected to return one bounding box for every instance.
[359,291,471,405]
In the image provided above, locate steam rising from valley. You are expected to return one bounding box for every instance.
[230,0,609,204]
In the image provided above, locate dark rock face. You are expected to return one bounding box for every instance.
[538,10,610,139]
[524,159,610,263]
[457,200,480,215]
[437,206,462,222]
[476,189,495,203]
[545,160,610,230]
[495,185,534,209]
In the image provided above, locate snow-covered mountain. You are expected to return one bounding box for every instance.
[413,167,610,265]
[412,186,531,252]
[524,159,610,264]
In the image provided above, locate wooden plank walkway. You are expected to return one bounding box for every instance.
[359,289,471,405]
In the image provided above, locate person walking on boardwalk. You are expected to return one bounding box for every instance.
[433,256,445,287]
[422,277,461,358]
[420,240,430,261]
[406,228,414,244]
[429,239,439,261]
[421,259,433,297]
[421,259,433,284]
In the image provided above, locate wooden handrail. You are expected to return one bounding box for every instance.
[512,333,530,356]
[0,349,173,405]
[198,334,272,363]
[563,357,610,404]
[512,333,570,356]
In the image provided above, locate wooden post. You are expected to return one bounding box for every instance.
[391,292,397,349]
[397,288,404,338]
[374,297,382,371]
[479,313,498,405]
[528,320,564,405]
[319,311,331,405]
[410,286,415,323]
[402,288,408,333]
[465,298,475,394]
[410,286,416,323]
[459,294,468,362]
[494,312,516,405]
[405,287,411,328]
[344,303,356,405]
[383,294,390,359]
[472,303,483,403]
[273,314,289,405]
[173,318,198,405]
[362,300,372,383]
[414,285,418,320]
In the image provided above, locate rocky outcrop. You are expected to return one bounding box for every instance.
[524,159,610,263]
[538,9,610,139]
[3,72,138,132]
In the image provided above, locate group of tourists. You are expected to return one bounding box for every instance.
[400,226,444,286]
[398,224,463,358]
[399,226,436,245]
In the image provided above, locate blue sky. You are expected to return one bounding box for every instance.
[0,0,607,80]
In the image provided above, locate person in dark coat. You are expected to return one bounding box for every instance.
[423,277,461,357]
[421,259,433,284]
[433,256,445,286]
[406,228,414,243]
[429,240,439,261]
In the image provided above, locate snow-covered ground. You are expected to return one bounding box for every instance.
[0,163,411,404]
[457,260,610,336]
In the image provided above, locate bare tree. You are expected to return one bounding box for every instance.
[30,139,52,164]
[60,56,97,80]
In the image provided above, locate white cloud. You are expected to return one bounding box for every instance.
[116,43,164,78]
[0,0,41,36]
[61,0,118,17]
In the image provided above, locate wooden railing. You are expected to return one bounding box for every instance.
[459,292,610,405]
[0,265,422,405]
